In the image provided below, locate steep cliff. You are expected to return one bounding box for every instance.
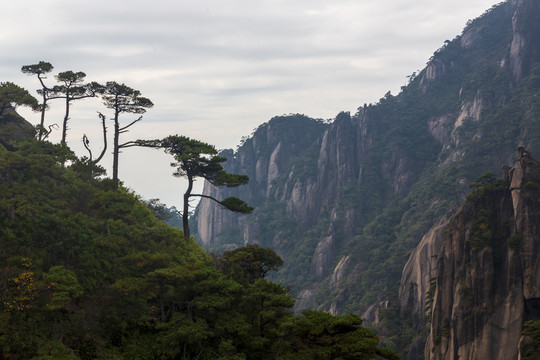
[193,1,540,351]
[398,214,452,331]
[194,114,328,249]
[423,148,540,360]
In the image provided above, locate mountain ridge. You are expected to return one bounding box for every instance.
[193,0,540,357]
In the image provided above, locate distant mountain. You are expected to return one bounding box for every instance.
[192,0,540,357]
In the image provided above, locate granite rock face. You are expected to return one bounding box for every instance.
[398,214,452,330]
[424,148,540,360]
[195,115,328,247]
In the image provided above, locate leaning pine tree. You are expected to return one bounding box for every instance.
[139,135,253,239]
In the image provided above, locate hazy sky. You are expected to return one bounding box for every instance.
[1,0,499,209]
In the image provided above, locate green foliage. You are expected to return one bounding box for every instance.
[522,320,540,360]
[49,71,103,145]
[100,81,153,190]
[462,172,512,256]
[100,81,153,114]
[280,310,398,360]
[220,196,254,214]
[21,61,54,77]
[188,4,540,358]
[0,81,38,115]
[523,181,540,196]
[21,61,56,141]
[156,135,249,188]
[31,341,81,360]
[469,209,496,249]
[425,277,437,314]
[507,234,521,251]
[146,134,252,238]
[0,139,391,359]
[218,244,284,285]
[44,266,83,310]
[467,172,505,201]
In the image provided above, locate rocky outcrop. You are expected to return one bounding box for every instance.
[398,214,452,330]
[509,0,540,82]
[421,59,447,85]
[195,115,327,247]
[279,112,364,230]
[310,233,337,279]
[424,148,540,360]
[0,107,35,149]
[454,94,484,130]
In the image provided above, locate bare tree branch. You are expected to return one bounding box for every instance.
[81,112,107,164]
[42,124,58,141]
[82,134,93,160]
[93,112,108,164]
[190,193,222,203]
[118,115,143,132]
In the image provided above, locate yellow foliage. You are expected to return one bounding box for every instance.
[3,269,36,312]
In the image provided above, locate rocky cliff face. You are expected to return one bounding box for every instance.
[195,114,328,248]
[510,0,540,82]
[422,148,540,360]
[398,214,452,330]
[194,1,540,346]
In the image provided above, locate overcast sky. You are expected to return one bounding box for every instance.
[1,0,500,209]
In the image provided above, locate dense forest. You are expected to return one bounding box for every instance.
[0,67,398,359]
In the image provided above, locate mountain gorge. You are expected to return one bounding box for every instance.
[193,0,540,357]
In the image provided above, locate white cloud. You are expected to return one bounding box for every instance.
[1,0,500,209]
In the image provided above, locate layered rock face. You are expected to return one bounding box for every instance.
[510,0,540,82]
[195,115,329,247]
[399,214,452,330]
[424,148,540,360]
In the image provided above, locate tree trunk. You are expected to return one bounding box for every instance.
[61,96,70,146]
[38,97,47,141]
[183,173,193,239]
[37,75,49,141]
[112,102,120,190]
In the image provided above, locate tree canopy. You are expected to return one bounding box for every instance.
[100,81,153,189]
[0,82,38,116]
[50,71,103,146]
[218,244,284,285]
[21,61,56,140]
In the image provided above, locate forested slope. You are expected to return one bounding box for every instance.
[0,131,396,359]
